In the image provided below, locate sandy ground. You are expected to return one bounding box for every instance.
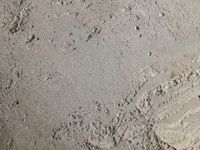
[1,0,200,150]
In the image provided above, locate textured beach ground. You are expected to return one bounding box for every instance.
[1,0,200,149]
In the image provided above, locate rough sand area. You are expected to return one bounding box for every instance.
[1,0,200,150]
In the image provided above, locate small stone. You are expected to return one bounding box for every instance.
[26,34,35,44]
[86,34,92,42]
[148,52,152,56]
[170,79,178,87]
[159,13,165,17]
[135,26,140,30]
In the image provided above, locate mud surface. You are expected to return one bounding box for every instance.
[1,0,200,150]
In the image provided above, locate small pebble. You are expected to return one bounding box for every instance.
[26,34,35,44]
[159,13,165,17]
[135,26,140,30]
[148,52,152,56]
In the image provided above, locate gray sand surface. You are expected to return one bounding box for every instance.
[1,0,200,149]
